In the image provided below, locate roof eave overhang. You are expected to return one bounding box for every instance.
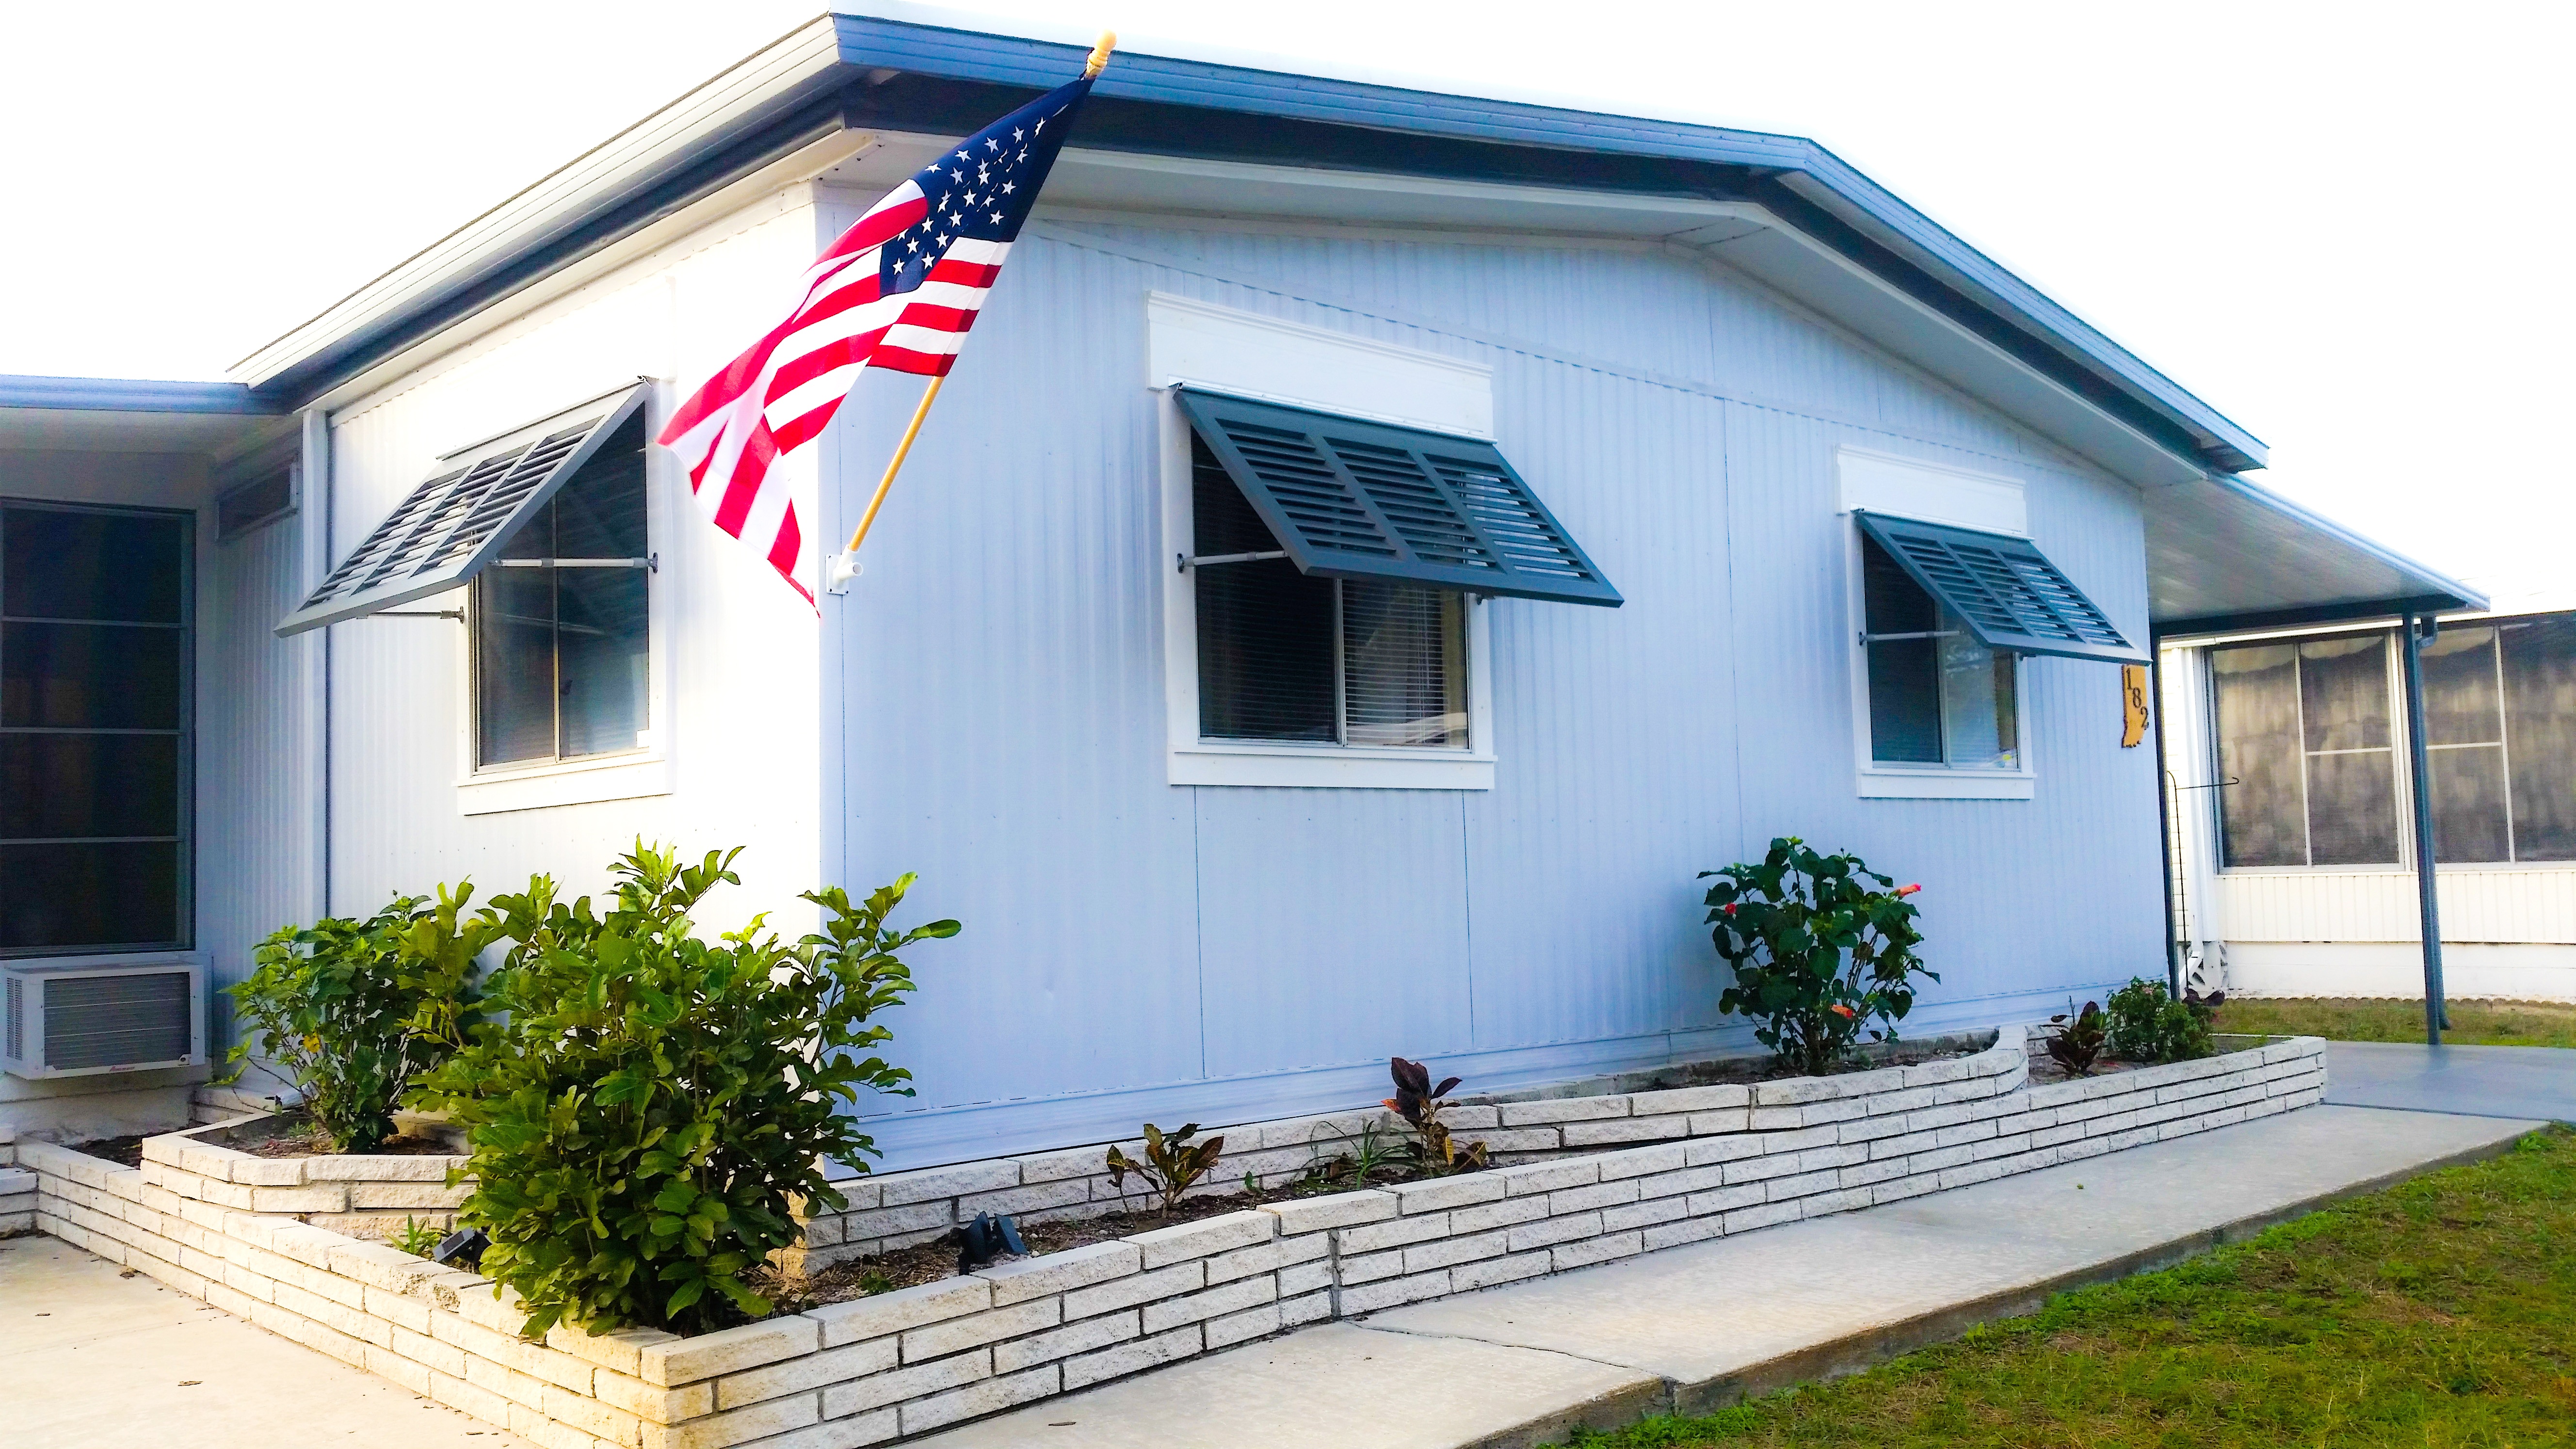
[226,13,2267,487]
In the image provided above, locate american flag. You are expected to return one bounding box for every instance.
[657,76,1095,601]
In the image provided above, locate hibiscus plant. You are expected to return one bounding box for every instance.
[1701,837,1932,1076]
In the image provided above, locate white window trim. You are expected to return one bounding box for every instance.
[1839,446,2036,800]
[454,382,677,816]
[1152,313,1498,789]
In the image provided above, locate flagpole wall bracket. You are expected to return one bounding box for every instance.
[825,551,864,595]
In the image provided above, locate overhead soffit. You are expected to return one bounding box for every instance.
[0,407,295,459]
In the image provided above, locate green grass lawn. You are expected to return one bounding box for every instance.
[2212,997,2576,1050]
[1555,1127,2576,1449]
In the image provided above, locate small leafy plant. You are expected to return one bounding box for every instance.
[410,843,956,1337]
[1302,1119,1409,1191]
[2105,978,2222,1063]
[2044,1001,2109,1076]
[220,886,501,1152]
[1385,1057,1488,1174]
[1105,1123,1226,1216]
[390,1216,444,1258]
[1702,838,1934,1076]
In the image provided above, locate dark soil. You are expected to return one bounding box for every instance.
[217,1111,459,1158]
[757,1151,1470,1312]
[65,1134,147,1168]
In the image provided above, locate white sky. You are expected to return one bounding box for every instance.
[5,1,2568,600]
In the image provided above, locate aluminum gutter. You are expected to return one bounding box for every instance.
[220,13,2266,481]
[0,374,281,415]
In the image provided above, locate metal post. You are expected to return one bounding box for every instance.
[2398,610,2447,1045]
[2151,647,2182,996]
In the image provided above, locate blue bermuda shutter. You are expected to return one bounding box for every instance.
[1855,510,2145,664]
[273,383,648,637]
[1176,388,1621,607]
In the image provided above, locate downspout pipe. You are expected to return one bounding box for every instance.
[2398,610,2447,1044]
[2151,648,2181,996]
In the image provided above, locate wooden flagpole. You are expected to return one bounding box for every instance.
[826,30,1118,593]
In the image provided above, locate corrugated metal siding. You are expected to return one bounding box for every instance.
[2214,869,2576,945]
[835,213,2165,1165]
[319,197,828,941]
[198,513,312,1003]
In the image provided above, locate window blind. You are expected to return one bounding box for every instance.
[274,383,648,637]
[1853,511,2142,665]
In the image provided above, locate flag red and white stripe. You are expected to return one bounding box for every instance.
[658,77,1093,603]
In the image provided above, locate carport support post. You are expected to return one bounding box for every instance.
[2398,610,2447,1045]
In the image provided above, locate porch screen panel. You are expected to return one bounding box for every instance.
[2297,635,2397,865]
[1852,512,2144,665]
[2502,616,2576,860]
[1175,388,1620,606]
[2421,627,2510,862]
[275,384,647,636]
[0,502,190,954]
[2211,643,2305,867]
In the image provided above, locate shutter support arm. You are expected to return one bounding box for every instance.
[1177,550,1288,573]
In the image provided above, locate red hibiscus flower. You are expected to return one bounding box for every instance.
[1829,1003,1856,1019]
[1895,883,1922,897]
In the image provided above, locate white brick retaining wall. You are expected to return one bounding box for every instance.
[21,1029,2326,1449]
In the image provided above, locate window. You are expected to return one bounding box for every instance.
[2211,617,2576,869]
[1861,534,2019,769]
[472,413,650,769]
[1191,435,1468,749]
[2211,633,2400,867]
[0,501,190,955]
[216,467,295,542]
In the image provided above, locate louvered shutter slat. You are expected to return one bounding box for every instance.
[1175,389,1620,607]
[1855,511,2143,664]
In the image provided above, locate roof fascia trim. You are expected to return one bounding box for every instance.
[0,375,282,416]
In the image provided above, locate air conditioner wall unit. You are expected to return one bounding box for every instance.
[1,960,207,1079]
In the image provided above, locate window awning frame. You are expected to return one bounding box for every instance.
[1175,387,1621,608]
[273,382,649,637]
[1855,509,2146,665]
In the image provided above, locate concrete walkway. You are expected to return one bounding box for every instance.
[2325,1040,2575,1123]
[912,1105,2543,1449]
[0,1232,528,1449]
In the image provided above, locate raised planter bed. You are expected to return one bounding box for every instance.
[20,1026,2326,1449]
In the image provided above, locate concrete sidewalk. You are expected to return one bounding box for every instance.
[0,1232,528,1449]
[2325,1040,2574,1123]
[912,1105,2543,1449]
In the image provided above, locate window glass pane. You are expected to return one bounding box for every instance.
[2429,745,2511,863]
[0,840,180,950]
[2297,634,2390,751]
[1342,581,1465,748]
[475,568,556,765]
[1862,535,1940,763]
[552,427,648,758]
[2305,748,2399,865]
[2,506,186,623]
[2421,627,2501,746]
[1937,610,2017,768]
[1194,438,1335,742]
[0,735,178,838]
[0,622,184,729]
[2501,617,2576,860]
[2212,643,2305,866]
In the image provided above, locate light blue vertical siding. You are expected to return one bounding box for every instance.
[833,214,2164,1168]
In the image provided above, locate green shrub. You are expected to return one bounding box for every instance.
[1702,837,1932,1076]
[219,886,499,1152]
[409,843,956,1337]
[2105,977,2217,1063]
